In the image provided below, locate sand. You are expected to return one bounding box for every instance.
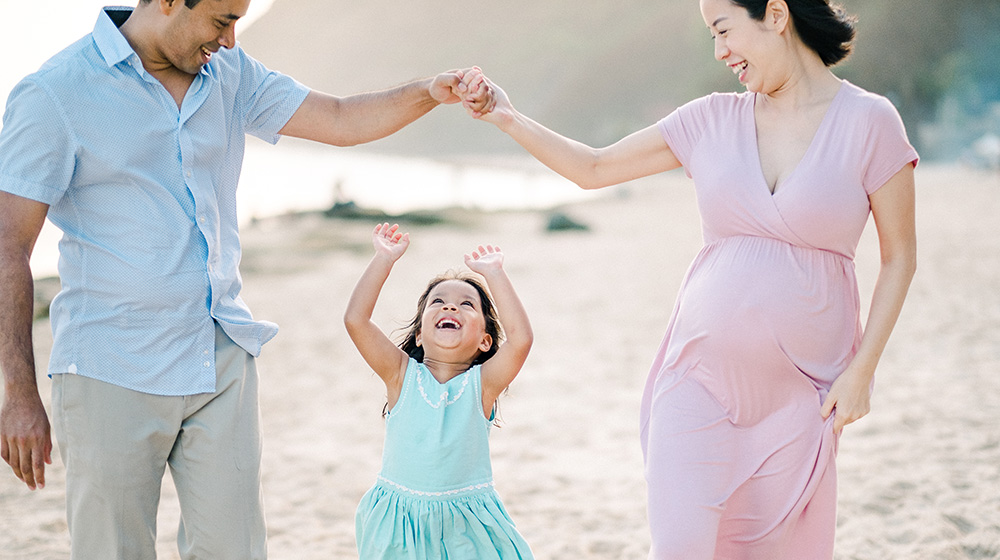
[1,164,998,559]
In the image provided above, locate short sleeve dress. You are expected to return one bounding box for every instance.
[355,358,534,559]
[638,81,918,558]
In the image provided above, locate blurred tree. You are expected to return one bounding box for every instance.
[841,0,1000,158]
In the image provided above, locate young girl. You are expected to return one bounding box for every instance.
[344,223,534,560]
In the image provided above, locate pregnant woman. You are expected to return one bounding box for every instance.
[464,0,918,557]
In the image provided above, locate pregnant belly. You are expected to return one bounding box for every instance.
[662,236,861,413]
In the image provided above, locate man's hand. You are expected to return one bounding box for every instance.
[1,389,52,490]
[428,68,468,105]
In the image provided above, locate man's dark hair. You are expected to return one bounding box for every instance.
[140,0,205,8]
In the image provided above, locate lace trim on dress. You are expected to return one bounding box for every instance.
[376,475,495,497]
[417,367,471,408]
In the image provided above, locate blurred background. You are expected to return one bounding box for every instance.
[2,0,999,277]
[235,0,1000,163]
[3,4,999,558]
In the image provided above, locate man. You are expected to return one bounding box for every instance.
[0,0,491,558]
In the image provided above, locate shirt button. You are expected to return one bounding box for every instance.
[203,349,210,355]
[186,170,192,178]
[203,361,211,367]
[199,216,206,223]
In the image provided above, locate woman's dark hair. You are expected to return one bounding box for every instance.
[731,0,857,66]
[397,271,504,366]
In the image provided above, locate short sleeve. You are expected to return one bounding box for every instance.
[861,96,919,195]
[657,95,716,178]
[233,47,311,145]
[0,78,77,205]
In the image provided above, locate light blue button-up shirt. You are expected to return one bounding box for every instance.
[0,7,310,395]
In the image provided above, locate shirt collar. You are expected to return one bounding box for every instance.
[93,6,138,68]
[91,6,214,79]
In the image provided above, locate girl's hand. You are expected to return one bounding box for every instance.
[469,243,532,410]
[820,366,873,436]
[372,223,409,262]
[464,244,504,276]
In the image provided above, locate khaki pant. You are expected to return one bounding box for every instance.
[51,324,267,560]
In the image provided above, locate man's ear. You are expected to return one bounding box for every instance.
[159,0,178,16]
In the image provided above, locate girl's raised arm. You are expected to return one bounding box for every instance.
[464,245,533,407]
[344,224,410,390]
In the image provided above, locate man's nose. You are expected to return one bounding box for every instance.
[219,26,236,49]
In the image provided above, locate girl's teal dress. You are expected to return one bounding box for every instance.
[356,358,534,559]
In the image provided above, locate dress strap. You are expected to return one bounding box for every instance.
[387,358,420,418]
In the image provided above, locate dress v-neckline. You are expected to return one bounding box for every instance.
[749,81,846,198]
[420,361,469,386]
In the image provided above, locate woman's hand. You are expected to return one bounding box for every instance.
[372,223,409,262]
[457,67,497,118]
[460,70,509,125]
[820,366,873,435]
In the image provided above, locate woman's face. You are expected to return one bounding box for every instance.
[700,0,779,92]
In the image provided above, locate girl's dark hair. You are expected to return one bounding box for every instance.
[731,0,857,66]
[397,271,504,365]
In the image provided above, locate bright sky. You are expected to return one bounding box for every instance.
[0,0,275,107]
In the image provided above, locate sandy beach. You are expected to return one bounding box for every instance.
[1,163,999,559]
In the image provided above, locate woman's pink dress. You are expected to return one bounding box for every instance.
[639,81,917,559]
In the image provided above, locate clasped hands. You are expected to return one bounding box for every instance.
[430,67,498,119]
